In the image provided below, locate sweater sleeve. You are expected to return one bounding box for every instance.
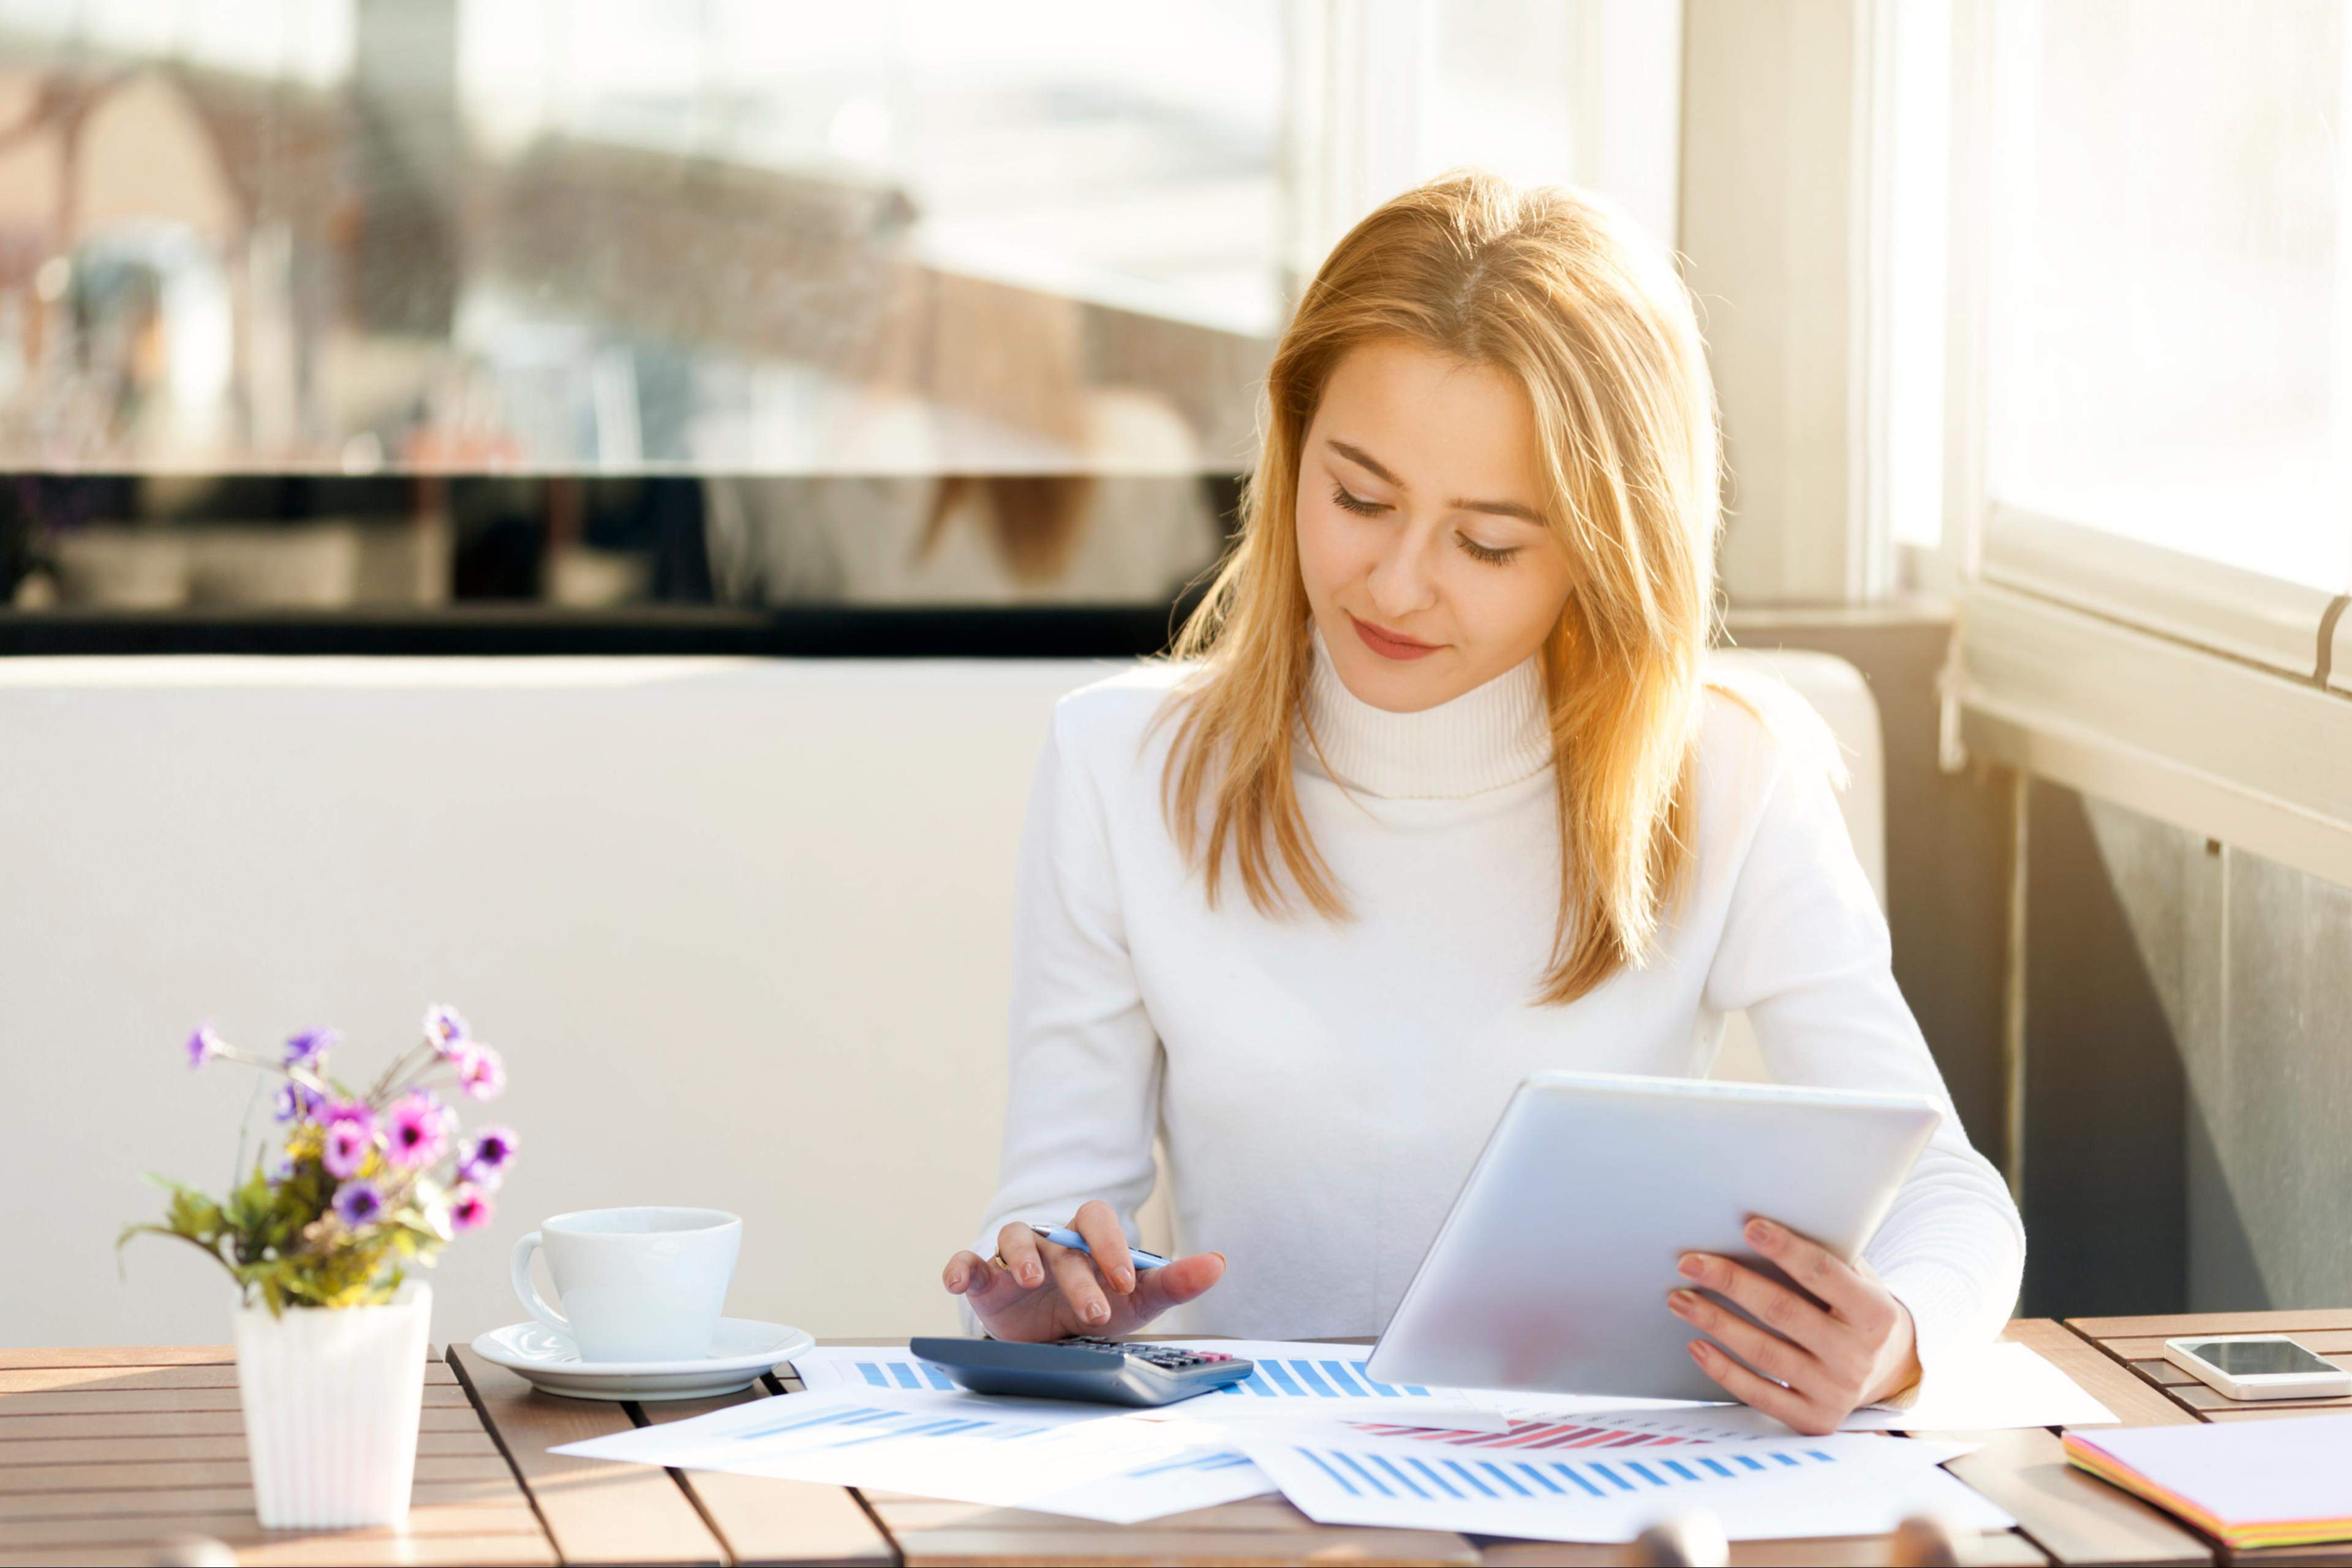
[1702,729,2026,1400]
[961,703,1166,1332]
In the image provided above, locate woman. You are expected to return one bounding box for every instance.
[940,171,2024,1434]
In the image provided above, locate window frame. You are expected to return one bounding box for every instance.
[1941,0,2352,886]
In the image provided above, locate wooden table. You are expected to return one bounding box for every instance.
[1,1316,2335,1567]
[2064,1310,2352,1566]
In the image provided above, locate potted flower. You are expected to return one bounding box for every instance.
[121,1006,518,1529]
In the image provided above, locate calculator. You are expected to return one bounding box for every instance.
[905,1336,1255,1407]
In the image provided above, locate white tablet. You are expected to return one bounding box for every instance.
[1365,1069,1939,1402]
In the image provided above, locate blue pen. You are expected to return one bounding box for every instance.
[1030,1224,1172,1271]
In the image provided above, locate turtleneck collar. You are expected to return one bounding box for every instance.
[1298,623,1551,799]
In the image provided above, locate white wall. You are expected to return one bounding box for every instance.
[0,652,1878,1350]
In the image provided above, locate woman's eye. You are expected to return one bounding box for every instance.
[1329,482,1385,517]
[1457,533,1521,566]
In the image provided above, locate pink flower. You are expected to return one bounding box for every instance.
[423,1005,470,1061]
[386,1091,455,1169]
[184,1025,225,1070]
[453,1042,506,1101]
[450,1184,494,1231]
[322,1117,372,1180]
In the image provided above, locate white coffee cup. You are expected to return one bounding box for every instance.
[510,1207,742,1362]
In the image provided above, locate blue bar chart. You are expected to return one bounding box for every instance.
[1234,1428,2013,1544]
[1207,1357,1431,1400]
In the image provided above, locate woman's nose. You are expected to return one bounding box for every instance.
[1364,527,1439,618]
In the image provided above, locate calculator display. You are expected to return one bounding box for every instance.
[2182,1338,2337,1376]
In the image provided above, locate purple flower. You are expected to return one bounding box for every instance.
[453,1042,506,1101]
[423,1005,470,1060]
[333,1182,384,1227]
[450,1184,494,1231]
[386,1091,454,1169]
[272,1084,302,1123]
[282,1028,339,1068]
[322,1117,372,1180]
[459,1125,519,1188]
[184,1025,225,1070]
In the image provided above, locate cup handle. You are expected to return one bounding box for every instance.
[511,1232,569,1335]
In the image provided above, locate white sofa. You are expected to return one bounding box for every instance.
[0,650,1881,1349]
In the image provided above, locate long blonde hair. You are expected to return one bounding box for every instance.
[1158,170,1728,1006]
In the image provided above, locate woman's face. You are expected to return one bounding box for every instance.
[1295,337,1575,714]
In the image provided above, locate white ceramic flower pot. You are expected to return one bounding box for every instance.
[232,1283,432,1529]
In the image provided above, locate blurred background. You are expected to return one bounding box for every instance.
[4,0,2350,1345]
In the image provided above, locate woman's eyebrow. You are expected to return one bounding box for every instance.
[1325,439,1544,523]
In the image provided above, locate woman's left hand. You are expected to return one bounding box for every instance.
[1668,1215,1920,1435]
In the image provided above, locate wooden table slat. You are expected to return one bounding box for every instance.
[11,1430,500,1464]
[632,1376,900,1567]
[1915,1427,2212,1566]
[2069,1311,2352,1341]
[0,1453,513,1496]
[0,1537,556,1567]
[2133,1378,2352,1417]
[0,1477,532,1521]
[0,1504,546,1550]
[2106,1332,2352,1364]
[0,1406,486,1439]
[0,1349,454,1382]
[448,1343,726,1566]
[0,1365,462,1395]
[0,1385,475,1415]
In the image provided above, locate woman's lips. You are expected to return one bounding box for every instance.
[1349,614,1441,661]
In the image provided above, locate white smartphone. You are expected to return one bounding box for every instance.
[2161,1335,2352,1401]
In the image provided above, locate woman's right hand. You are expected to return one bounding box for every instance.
[941,1199,1226,1342]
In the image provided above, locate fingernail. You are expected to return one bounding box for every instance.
[1117,1271,1135,1292]
[1678,1254,1705,1280]
[1212,1252,1227,1265]
[1668,1289,1695,1314]
[1688,1340,1711,1364]
[1023,1265,1042,1286]
[1087,1303,1109,1324]
[948,1270,963,1290]
[1747,1218,1776,1246]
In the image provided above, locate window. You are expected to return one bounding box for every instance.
[1947,0,2352,886]
[1982,0,2350,594]
[0,0,1287,624]
[0,0,1678,636]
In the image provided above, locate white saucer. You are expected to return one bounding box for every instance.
[471,1318,815,1401]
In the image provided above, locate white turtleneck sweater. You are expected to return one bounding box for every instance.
[970,631,2024,1395]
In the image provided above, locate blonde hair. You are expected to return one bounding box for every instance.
[1156,169,1734,1006]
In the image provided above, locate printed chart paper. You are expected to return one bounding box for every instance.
[790,1345,965,1395]
[1352,1407,1813,1450]
[1488,1341,2116,1435]
[790,1341,1506,1430]
[550,1387,1270,1524]
[1231,1427,2012,1544]
[1156,1340,1507,1429]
